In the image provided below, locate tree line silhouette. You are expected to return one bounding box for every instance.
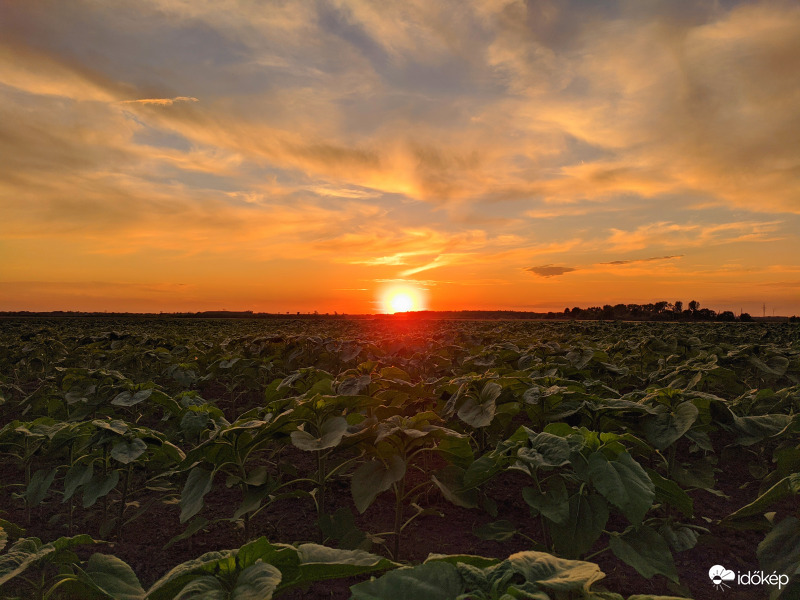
[562,300,751,321]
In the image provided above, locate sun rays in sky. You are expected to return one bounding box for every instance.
[1,1,799,314]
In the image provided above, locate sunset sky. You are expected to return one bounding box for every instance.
[1,0,799,314]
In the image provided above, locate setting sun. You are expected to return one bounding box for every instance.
[389,293,413,312]
[382,286,424,314]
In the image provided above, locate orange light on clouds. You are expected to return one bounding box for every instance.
[381,284,426,314]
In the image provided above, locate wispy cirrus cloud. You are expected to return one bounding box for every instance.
[118,96,199,106]
[600,255,684,266]
[400,253,472,276]
[351,253,418,267]
[606,221,782,252]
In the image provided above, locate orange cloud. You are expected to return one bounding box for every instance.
[606,221,782,252]
[599,255,683,266]
[119,96,199,106]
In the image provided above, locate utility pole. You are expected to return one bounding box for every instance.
[763,303,766,318]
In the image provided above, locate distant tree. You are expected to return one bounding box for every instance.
[717,311,736,322]
[739,312,753,322]
[688,300,699,312]
[674,301,683,313]
[654,301,669,313]
[697,308,716,319]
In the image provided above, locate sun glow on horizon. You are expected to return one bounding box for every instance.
[390,293,413,312]
[381,285,425,314]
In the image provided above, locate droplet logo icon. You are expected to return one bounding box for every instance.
[709,565,735,591]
